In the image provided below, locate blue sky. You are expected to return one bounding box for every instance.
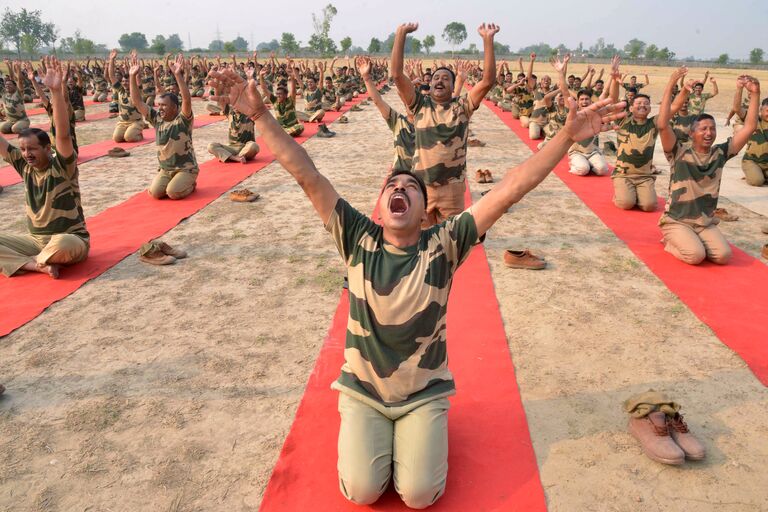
[4,0,766,60]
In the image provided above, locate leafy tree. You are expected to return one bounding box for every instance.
[257,39,279,52]
[231,36,248,52]
[61,30,97,55]
[150,35,166,55]
[165,33,184,51]
[750,48,764,64]
[367,37,381,53]
[644,44,659,59]
[494,41,510,55]
[280,32,300,54]
[716,53,729,65]
[309,3,338,56]
[223,41,237,53]
[624,38,646,59]
[208,39,224,52]
[0,8,56,57]
[118,32,148,51]
[442,22,467,54]
[518,42,554,56]
[423,34,435,55]
[410,37,422,54]
[340,36,352,53]
[657,47,675,61]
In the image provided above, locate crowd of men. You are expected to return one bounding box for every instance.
[0,23,766,508]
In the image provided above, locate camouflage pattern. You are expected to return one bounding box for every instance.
[44,102,79,153]
[326,198,480,406]
[687,92,712,116]
[93,76,109,94]
[112,84,143,122]
[409,91,475,186]
[544,107,568,139]
[141,75,156,96]
[386,108,415,172]
[4,146,89,241]
[741,119,768,168]
[147,108,199,173]
[322,85,337,105]
[268,94,303,134]
[661,138,734,227]
[569,134,600,156]
[672,113,697,143]
[2,91,27,122]
[68,85,86,111]
[514,86,534,116]
[303,88,323,112]
[529,99,552,127]
[613,115,659,176]
[622,82,645,91]
[224,105,255,150]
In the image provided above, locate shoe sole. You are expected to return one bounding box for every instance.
[503,262,546,270]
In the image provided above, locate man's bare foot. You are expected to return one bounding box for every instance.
[231,155,247,164]
[21,261,60,278]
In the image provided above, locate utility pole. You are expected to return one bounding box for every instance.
[187,32,191,51]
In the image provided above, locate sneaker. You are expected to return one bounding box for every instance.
[714,208,738,222]
[107,147,130,158]
[666,413,706,461]
[468,138,486,147]
[155,241,188,259]
[503,249,546,270]
[628,412,685,465]
[229,188,260,202]
[138,242,176,266]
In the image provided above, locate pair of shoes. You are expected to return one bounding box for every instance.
[139,240,188,266]
[337,115,348,124]
[503,249,546,270]
[474,169,494,183]
[229,188,260,202]
[468,138,486,147]
[629,411,706,465]
[107,147,130,158]
[714,207,738,222]
[316,124,336,138]
[350,105,363,112]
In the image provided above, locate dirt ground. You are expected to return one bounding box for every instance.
[1,76,767,511]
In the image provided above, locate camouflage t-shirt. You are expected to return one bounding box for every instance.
[569,134,600,156]
[622,82,645,91]
[2,91,27,121]
[515,86,534,116]
[672,113,697,144]
[141,76,156,96]
[386,108,415,173]
[4,146,88,241]
[68,85,85,110]
[224,105,255,149]
[268,95,301,129]
[303,88,323,112]
[409,91,476,186]
[661,138,735,227]
[112,84,143,122]
[613,116,659,176]
[147,107,198,173]
[743,119,768,167]
[545,107,568,139]
[326,198,480,410]
[44,102,79,153]
[687,93,713,116]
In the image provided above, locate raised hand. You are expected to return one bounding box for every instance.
[530,52,536,61]
[129,50,141,76]
[356,56,371,78]
[741,75,760,94]
[684,79,696,93]
[610,55,621,79]
[209,69,264,117]
[171,53,185,76]
[41,56,64,93]
[109,48,118,61]
[670,66,688,83]
[562,97,626,141]
[550,53,570,73]
[477,23,500,39]
[397,22,419,35]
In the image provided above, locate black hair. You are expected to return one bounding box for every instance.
[432,66,456,84]
[276,85,288,95]
[626,87,638,95]
[633,93,650,104]
[531,74,537,80]
[386,169,427,208]
[761,98,768,107]
[595,79,604,85]
[159,92,179,107]
[18,127,51,146]
[567,74,575,79]
[577,88,592,99]
[691,113,715,131]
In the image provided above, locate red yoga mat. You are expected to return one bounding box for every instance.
[259,184,547,511]
[0,93,370,337]
[483,99,768,386]
[0,114,224,188]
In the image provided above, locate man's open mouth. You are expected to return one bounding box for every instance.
[388,192,410,216]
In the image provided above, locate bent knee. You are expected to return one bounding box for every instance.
[613,198,636,210]
[638,201,657,212]
[340,476,386,506]
[677,246,706,265]
[745,175,766,187]
[147,188,166,200]
[397,480,445,510]
[709,247,732,265]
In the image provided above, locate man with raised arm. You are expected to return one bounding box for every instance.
[687,76,718,116]
[656,68,760,265]
[730,84,768,186]
[0,60,30,134]
[106,49,145,143]
[27,62,79,153]
[357,56,414,174]
[207,66,624,509]
[129,53,199,200]
[0,56,89,279]
[391,22,499,226]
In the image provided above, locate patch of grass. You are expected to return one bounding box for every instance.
[65,397,127,432]
[231,228,246,239]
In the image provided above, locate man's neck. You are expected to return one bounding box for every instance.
[631,114,649,123]
[382,226,421,249]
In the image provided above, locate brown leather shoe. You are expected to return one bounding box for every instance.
[667,413,706,460]
[761,243,768,260]
[138,242,176,266]
[156,241,188,259]
[475,169,486,183]
[483,170,494,183]
[628,412,685,465]
[107,147,130,158]
[714,208,738,222]
[230,188,260,202]
[503,249,546,270]
[468,138,486,147]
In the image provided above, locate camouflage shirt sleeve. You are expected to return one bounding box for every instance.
[408,86,426,114]
[54,149,79,178]
[3,145,27,178]
[441,208,480,267]
[385,107,398,132]
[146,106,160,128]
[325,198,377,264]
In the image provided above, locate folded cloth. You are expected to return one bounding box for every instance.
[623,390,681,418]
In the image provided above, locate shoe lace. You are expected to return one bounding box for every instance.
[649,417,670,436]
[668,414,689,433]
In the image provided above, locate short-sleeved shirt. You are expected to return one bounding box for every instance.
[44,102,78,152]
[94,76,108,93]
[2,91,27,121]
[268,95,301,129]
[386,108,415,172]
[325,198,480,411]
[141,76,156,95]
[112,84,143,122]
[661,138,735,227]
[514,86,534,116]
[224,105,255,149]
[613,115,659,176]
[569,134,600,156]
[743,119,768,167]
[409,91,476,186]
[4,146,89,241]
[672,113,697,144]
[303,88,323,112]
[687,93,713,116]
[545,107,568,139]
[68,85,85,111]
[622,82,645,91]
[146,107,198,173]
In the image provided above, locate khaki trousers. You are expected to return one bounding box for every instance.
[529,122,543,140]
[337,393,449,509]
[93,92,108,102]
[112,120,144,143]
[0,233,89,276]
[569,152,609,176]
[741,160,767,187]
[424,181,466,227]
[520,115,531,129]
[74,109,86,122]
[207,141,260,162]
[660,220,731,265]
[297,109,326,122]
[148,169,198,200]
[0,118,30,134]
[612,175,657,212]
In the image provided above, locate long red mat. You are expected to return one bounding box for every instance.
[0,94,370,337]
[483,99,768,385]
[260,183,546,511]
[0,115,224,188]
